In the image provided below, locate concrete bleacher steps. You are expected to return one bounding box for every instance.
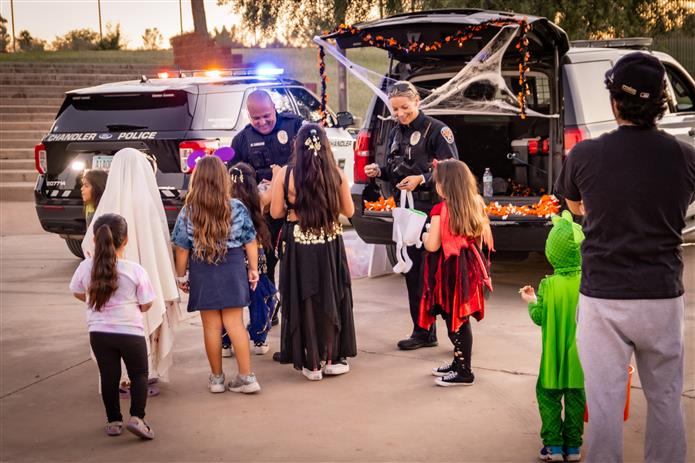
[0,62,161,201]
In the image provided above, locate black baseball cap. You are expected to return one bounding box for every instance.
[604,52,666,100]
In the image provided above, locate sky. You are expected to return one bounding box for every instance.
[0,0,242,49]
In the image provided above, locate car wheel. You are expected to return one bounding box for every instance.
[65,238,85,259]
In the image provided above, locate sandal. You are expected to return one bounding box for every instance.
[126,416,155,440]
[105,421,123,436]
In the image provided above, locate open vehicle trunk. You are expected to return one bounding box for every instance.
[317,9,570,250]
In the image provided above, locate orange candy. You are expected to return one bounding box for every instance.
[364,196,397,212]
[485,195,560,218]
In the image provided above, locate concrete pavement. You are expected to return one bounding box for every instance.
[1,202,693,462]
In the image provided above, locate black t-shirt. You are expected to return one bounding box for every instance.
[555,125,695,299]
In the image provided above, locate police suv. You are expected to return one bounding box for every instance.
[33,68,357,258]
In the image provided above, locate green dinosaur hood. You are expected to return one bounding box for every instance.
[545,210,585,274]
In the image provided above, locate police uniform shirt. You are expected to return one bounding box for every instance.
[379,111,458,185]
[230,112,303,182]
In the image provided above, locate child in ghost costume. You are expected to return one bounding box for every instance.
[83,148,185,392]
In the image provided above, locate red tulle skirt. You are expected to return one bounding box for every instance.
[418,243,491,333]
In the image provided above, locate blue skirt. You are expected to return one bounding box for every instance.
[187,247,250,312]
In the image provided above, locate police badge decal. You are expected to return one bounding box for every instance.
[410,131,421,146]
[277,130,289,145]
[441,127,455,144]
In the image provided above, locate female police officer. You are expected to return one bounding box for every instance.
[365,80,459,350]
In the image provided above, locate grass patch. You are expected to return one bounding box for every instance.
[0,47,388,119]
[0,50,174,64]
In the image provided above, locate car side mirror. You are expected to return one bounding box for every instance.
[336,111,355,128]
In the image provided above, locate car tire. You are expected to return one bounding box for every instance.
[65,238,85,259]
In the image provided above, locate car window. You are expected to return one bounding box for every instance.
[266,87,294,113]
[664,65,695,113]
[236,87,294,128]
[52,91,194,132]
[288,87,337,127]
[563,60,614,124]
[506,74,551,113]
[204,91,243,129]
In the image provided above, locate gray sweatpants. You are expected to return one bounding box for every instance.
[576,295,687,463]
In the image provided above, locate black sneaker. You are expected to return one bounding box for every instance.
[435,369,475,387]
[397,337,438,350]
[432,361,456,377]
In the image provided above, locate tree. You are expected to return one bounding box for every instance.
[191,0,208,37]
[17,30,45,52]
[213,25,245,47]
[220,0,374,46]
[0,14,9,53]
[97,23,123,50]
[142,27,163,50]
[221,0,694,45]
[52,28,100,51]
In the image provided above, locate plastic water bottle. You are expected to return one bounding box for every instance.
[483,168,493,198]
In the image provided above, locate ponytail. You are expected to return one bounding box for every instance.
[88,214,127,311]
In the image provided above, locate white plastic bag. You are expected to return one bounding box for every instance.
[392,190,428,273]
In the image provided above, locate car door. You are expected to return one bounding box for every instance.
[287,86,355,185]
[659,60,695,233]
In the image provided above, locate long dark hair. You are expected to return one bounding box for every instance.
[229,162,271,250]
[82,169,108,207]
[88,213,127,311]
[292,123,342,234]
[186,156,231,264]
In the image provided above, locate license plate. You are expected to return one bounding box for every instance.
[92,155,114,170]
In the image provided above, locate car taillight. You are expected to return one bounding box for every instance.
[564,127,585,158]
[353,129,371,184]
[34,143,47,174]
[527,138,539,155]
[542,138,550,155]
[179,140,220,173]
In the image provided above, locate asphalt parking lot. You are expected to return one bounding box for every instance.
[1,201,693,462]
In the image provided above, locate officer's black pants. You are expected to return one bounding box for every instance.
[405,244,437,342]
[265,214,284,287]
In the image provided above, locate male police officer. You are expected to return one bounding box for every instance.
[229,90,303,299]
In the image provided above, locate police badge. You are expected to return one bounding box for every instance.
[410,131,421,146]
[441,127,455,144]
[277,130,289,145]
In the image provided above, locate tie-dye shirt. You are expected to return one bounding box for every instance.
[69,259,156,336]
[171,198,256,251]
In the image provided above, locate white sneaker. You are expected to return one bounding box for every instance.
[227,373,261,393]
[323,361,350,376]
[302,367,323,381]
[221,345,233,358]
[208,373,225,393]
[252,342,270,355]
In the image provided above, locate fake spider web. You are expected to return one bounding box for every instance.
[314,25,554,119]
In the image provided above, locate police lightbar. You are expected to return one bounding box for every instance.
[171,67,285,78]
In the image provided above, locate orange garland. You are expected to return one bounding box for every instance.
[318,19,532,122]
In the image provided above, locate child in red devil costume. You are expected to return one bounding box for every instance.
[419,159,493,386]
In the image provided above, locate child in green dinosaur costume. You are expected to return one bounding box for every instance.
[520,210,585,462]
